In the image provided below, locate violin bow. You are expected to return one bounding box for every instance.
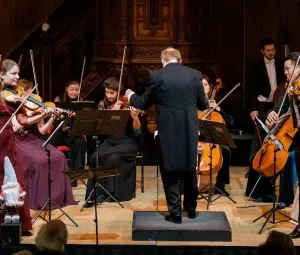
[18,54,23,68]
[29,49,39,96]
[0,54,2,63]
[203,82,241,119]
[77,56,86,101]
[117,46,127,103]
[0,83,38,135]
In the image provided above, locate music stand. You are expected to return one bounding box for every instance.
[63,166,121,245]
[70,110,130,211]
[198,119,237,209]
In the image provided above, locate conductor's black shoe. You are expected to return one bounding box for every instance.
[164,215,182,224]
[183,207,196,219]
[22,231,33,236]
[187,211,196,219]
[289,226,300,239]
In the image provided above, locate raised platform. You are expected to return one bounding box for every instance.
[132,211,231,241]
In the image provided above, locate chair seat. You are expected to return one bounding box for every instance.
[57,145,71,152]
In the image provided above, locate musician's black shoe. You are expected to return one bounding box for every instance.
[276,202,291,210]
[289,226,300,239]
[84,200,94,208]
[164,215,182,224]
[22,231,33,236]
[253,195,274,203]
[215,183,230,196]
[71,180,77,187]
[214,187,230,196]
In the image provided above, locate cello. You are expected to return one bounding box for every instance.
[197,78,225,176]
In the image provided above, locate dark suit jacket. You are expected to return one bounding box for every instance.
[249,58,285,111]
[130,62,208,172]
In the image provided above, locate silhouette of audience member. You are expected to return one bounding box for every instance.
[34,219,68,255]
[256,230,295,255]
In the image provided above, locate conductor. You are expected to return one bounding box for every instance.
[125,47,208,223]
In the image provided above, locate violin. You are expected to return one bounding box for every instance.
[291,79,300,96]
[2,85,75,118]
[197,78,225,176]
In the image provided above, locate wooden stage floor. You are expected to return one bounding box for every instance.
[22,166,300,247]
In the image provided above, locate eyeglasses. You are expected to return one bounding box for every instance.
[284,68,291,72]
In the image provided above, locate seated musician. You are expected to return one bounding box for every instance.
[84,77,141,206]
[13,79,77,210]
[265,52,300,238]
[263,80,297,209]
[51,80,87,187]
[200,75,234,195]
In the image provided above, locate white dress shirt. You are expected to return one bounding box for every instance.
[257,57,277,102]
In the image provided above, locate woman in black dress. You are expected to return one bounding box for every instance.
[85,77,141,206]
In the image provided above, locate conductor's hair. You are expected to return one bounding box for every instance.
[161,47,182,62]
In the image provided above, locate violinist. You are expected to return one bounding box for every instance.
[13,79,78,210]
[201,75,234,195]
[84,77,141,207]
[51,80,87,187]
[0,59,32,236]
[265,52,300,238]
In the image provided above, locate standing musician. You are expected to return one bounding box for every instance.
[0,59,32,236]
[200,75,234,196]
[125,47,208,223]
[265,52,300,238]
[84,77,141,206]
[246,39,285,203]
[51,80,87,187]
[13,79,78,210]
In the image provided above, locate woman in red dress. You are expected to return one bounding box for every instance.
[0,59,50,235]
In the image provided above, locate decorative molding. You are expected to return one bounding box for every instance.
[120,17,130,41]
[131,46,164,58]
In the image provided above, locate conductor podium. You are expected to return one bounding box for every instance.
[131,119,233,242]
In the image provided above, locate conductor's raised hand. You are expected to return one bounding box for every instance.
[125,89,134,99]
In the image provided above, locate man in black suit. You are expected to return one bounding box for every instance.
[246,39,285,202]
[125,47,208,223]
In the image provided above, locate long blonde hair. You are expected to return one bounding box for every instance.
[35,220,68,253]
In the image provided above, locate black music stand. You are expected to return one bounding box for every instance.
[70,110,130,211]
[32,118,78,227]
[63,166,121,245]
[197,119,237,209]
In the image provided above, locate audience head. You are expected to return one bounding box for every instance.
[256,230,295,255]
[35,219,68,253]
